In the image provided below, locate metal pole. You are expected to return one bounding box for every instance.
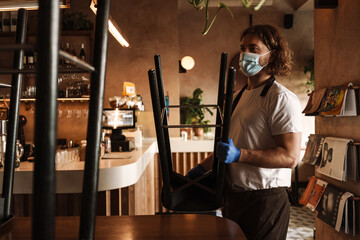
[148,69,172,207]
[154,55,173,174]
[79,0,110,239]
[32,0,59,239]
[2,8,27,218]
[212,52,227,172]
[216,67,235,206]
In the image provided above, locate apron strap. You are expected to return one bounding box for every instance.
[231,75,275,115]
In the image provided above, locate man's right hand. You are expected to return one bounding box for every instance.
[186,164,207,179]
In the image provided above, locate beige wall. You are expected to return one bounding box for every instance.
[1,1,315,146]
[314,1,360,239]
[64,0,180,139]
[103,1,180,138]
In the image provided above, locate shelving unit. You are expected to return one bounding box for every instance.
[313,2,360,239]
[1,97,90,102]
[0,30,93,37]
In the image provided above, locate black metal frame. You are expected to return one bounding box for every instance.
[0,0,110,239]
[0,8,27,227]
[32,1,59,238]
[80,0,110,238]
[149,53,235,212]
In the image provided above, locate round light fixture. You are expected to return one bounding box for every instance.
[181,56,195,70]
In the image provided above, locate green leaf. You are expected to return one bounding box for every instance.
[254,0,266,11]
[202,2,233,35]
[218,2,233,18]
[241,0,252,8]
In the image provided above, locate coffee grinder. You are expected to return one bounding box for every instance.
[102,108,135,152]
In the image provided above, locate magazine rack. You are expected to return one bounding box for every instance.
[149,53,235,211]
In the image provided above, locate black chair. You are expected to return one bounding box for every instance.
[0,8,28,228]
[148,53,236,212]
[0,1,111,240]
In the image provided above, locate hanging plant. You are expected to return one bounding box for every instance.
[188,0,266,35]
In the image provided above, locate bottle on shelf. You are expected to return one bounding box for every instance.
[70,43,77,57]
[33,51,38,65]
[70,43,78,68]
[59,43,65,65]
[79,43,86,62]
[25,50,36,98]
[27,50,34,66]
[23,50,27,66]
[64,42,70,65]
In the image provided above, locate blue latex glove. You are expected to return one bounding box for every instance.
[186,164,206,179]
[216,138,241,164]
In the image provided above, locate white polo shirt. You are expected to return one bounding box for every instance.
[228,81,302,190]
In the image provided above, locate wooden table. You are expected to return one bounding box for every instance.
[0,214,246,239]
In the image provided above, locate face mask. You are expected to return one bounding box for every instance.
[239,51,271,77]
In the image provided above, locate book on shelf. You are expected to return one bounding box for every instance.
[303,83,358,117]
[347,143,359,181]
[345,196,356,236]
[302,88,327,116]
[299,176,328,211]
[302,134,325,165]
[316,184,346,229]
[336,192,355,235]
[316,184,356,236]
[316,137,355,182]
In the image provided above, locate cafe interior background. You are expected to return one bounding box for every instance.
[0,0,360,239]
[0,0,316,181]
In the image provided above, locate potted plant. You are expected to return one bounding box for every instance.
[304,56,315,93]
[180,88,213,138]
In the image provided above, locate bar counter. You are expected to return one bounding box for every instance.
[0,139,157,194]
[0,138,215,216]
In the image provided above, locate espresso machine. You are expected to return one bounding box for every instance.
[102,108,135,152]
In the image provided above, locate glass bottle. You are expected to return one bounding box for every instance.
[64,42,70,65]
[79,43,86,62]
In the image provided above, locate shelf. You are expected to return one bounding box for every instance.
[1,97,90,102]
[0,30,93,38]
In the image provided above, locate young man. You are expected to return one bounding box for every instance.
[187,25,302,239]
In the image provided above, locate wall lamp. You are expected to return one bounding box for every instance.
[90,0,130,47]
[0,0,70,11]
[179,56,195,73]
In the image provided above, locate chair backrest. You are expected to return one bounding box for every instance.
[149,53,236,212]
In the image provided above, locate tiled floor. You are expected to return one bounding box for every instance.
[287,205,316,240]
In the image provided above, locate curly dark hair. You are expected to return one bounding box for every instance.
[240,25,293,76]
